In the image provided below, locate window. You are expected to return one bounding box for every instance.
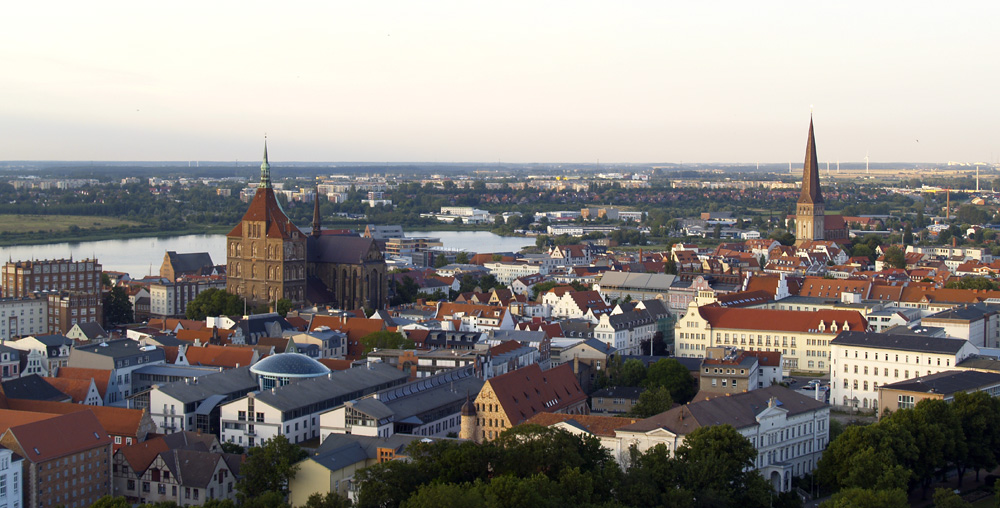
[898,395,915,410]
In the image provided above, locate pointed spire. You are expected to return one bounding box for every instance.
[258,138,271,189]
[312,183,322,237]
[798,116,823,204]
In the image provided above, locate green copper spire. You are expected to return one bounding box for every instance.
[259,139,271,189]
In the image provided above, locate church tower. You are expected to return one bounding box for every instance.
[795,117,825,246]
[226,142,308,306]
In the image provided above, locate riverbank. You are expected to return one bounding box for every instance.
[0,224,232,247]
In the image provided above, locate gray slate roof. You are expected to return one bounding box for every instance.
[924,304,998,322]
[619,385,826,434]
[1,374,69,402]
[165,252,215,275]
[832,331,970,355]
[252,363,408,413]
[156,366,258,404]
[879,370,1000,395]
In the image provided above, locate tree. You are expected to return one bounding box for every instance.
[275,298,293,317]
[932,488,970,508]
[434,254,448,268]
[236,435,307,501]
[186,288,245,320]
[102,286,133,327]
[818,488,909,508]
[617,359,647,387]
[628,386,673,418]
[221,442,245,454]
[852,244,874,263]
[391,275,421,306]
[645,358,697,404]
[675,425,770,508]
[455,252,470,264]
[883,246,906,269]
[303,492,354,508]
[664,258,678,275]
[91,497,130,508]
[358,330,414,356]
[952,391,1000,482]
[101,272,112,288]
[402,482,484,508]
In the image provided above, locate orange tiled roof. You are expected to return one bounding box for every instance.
[0,409,57,434]
[316,359,354,371]
[525,412,640,437]
[489,341,523,356]
[5,398,146,437]
[3,410,113,462]
[57,367,111,399]
[183,344,255,369]
[42,377,94,403]
[227,187,304,240]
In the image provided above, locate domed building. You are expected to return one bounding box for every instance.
[250,352,331,390]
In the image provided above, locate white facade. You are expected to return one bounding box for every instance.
[0,447,22,508]
[830,336,979,412]
[483,262,543,285]
[0,298,47,341]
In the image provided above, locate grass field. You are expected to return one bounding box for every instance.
[0,214,143,234]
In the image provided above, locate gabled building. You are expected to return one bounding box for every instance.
[68,339,166,406]
[0,411,113,508]
[9,335,73,377]
[148,366,259,436]
[460,363,587,443]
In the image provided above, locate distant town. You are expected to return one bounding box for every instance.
[3,121,1000,507]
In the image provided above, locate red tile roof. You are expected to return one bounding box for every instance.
[56,367,111,399]
[42,377,94,403]
[697,307,868,334]
[0,409,57,434]
[5,399,147,440]
[4,410,112,462]
[525,412,640,437]
[483,363,587,426]
[183,345,256,369]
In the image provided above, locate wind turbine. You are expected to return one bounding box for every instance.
[864,152,870,175]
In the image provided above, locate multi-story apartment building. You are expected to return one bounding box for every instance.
[699,347,760,394]
[46,291,102,335]
[219,363,408,447]
[149,276,226,318]
[0,411,113,508]
[594,308,656,355]
[0,296,47,341]
[1,258,102,298]
[68,339,166,406]
[675,304,868,373]
[829,331,979,412]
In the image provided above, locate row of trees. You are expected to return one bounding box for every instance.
[817,391,1000,502]
[355,424,790,508]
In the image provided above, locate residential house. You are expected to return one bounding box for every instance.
[877,370,1000,417]
[589,386,642,414]
[68,340,166,406]
[8,335,73,377]
[65,322,109,343]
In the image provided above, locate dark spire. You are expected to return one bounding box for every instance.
[259,138,271,189]
[312,183,322,237]
[797,116,823,204]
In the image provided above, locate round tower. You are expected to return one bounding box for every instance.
[459,392,479,443]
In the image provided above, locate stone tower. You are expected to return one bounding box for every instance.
[459,392,479,443]
[226,142,308,306]
[795,117,825,246]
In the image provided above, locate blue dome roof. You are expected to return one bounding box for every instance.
[250,353,330,378]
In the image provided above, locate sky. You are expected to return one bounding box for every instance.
[1,2,997,164]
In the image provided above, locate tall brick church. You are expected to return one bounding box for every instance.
[795,118,848,246]
[227,143,387,310]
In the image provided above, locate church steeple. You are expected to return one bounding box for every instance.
[259,140,271,189]
[312,184,322,237]
[798,116,823,205]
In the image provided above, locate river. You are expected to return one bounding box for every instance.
[0,231,534,278]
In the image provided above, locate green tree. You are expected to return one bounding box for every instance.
[236,435,307,501]
[944,277,997,291]
[645,358,697,404]
[628,386,673,418]
[852,244,874,262]
[391,275,421,306]
[302,492,354,508]
[434,254,448,268]
[617,359,647,387]
[932,488,970,508]
[221,442,245,454]
[401,482,484,508]
[102,286,134,327]
[455,252,470,264]
[883,246,906,269]
[276,298,293,317]
[952,391,1000,482]
[675,425,770,508]
[664,258,678,275]
[358,330,414,356]
[186,288,246,320]
[91,496,130,508]
[819,487,909,508]
[101,272,112,288]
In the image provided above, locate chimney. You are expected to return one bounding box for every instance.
[952,237,957,247]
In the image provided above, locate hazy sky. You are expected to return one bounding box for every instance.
[2,2,997,163]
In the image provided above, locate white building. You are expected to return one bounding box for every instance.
[219,364,408,447]
[594,309,655,355]
[829,331,979,412]
[613,386,829,493]
[483,262,544,285]
[0,446,23,508]
[0,297,47,341]
[149,278,226,318]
